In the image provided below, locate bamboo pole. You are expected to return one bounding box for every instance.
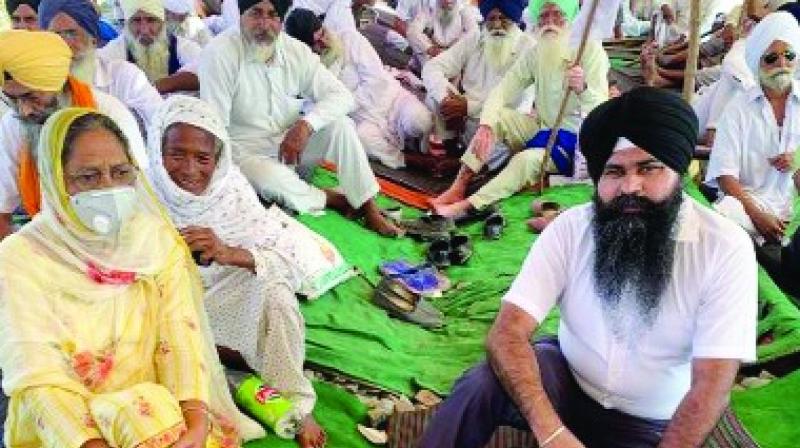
[536,0,602,189]
[682,0,701,101]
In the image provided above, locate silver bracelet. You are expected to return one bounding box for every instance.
[540,425,566,447]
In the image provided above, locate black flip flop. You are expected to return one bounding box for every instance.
[483,212,506,240]
[449,234,472,265]
[427,238,452,268]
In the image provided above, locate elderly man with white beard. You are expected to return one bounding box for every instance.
[705,11,800,247]
[431,0,609,218]
[284,9,434,169]
[199,0,402,236]
[420,87,757,448]
[98,0,202,94]
[38,0,163,125]
[164,0,213,47]
[422,0,533,163]
[407,0,480,66]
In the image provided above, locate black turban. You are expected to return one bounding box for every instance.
[6,0,40,15]
[238,0,289,18]
[284,8,323,48]
[579,86,698,183]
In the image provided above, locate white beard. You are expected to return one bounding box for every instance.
[126,28,170,83]
[319,32,345,74]
[534,26,570,71]
[759,67,794,93]
[438,7,455,26]
[482,25,521,69]
[71,48,97,85]
[243,31,277,63]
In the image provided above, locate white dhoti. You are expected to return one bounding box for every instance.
[238,117,380,213]
[357,90,433,169]
[201,252,316,415]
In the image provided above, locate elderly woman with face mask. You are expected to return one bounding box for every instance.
[0,108,264,448]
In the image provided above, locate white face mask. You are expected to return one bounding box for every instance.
[70,186,138,235]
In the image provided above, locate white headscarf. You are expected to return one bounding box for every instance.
[164,0,195,15]
[120,0,165,21]
[745,11,800,78]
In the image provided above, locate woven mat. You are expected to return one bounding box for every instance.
[387,405,759,448]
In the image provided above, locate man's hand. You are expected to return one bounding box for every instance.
[545,429,586,448]
[180,226,232,265]
[427,45,443,58]
[440,91,468,122]
[566,64,586,94]
[750,210,786,243]
[469,125,495,163]
[280,120,313,165]
[393,18,407,36]
[769,152,795,173]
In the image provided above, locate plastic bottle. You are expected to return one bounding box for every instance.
[229,371,303,439]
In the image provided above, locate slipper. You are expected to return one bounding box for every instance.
[373,278,443,328]
[527,210,559,233]
[483,212,506,240]
[530,199,560,217]
[381,206,403,221]
[449,234,472,265]
[427,239,452,268]
[390,266,445,296]
[379,260,417,277]
[453,204,499,226]
[401,214,455,241]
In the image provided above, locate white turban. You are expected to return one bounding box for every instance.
[164,0,194,14]
[744,11,800,77]
[120,0,164,21]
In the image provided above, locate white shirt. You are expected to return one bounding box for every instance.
[503,198,757,420]
[422,29,535,119]
[0,89,149,213]
[177,16,213,47]
[330,28,403,124]
[705,81,800,221]
[198,29,355,160]
[93,55,163,125]
[395,0,437,22]
[288,0,357,33]
[97,34,203,74]
[407,5,479,55]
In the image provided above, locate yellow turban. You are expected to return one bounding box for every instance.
[0,31,72,92]
[120,0,165,21]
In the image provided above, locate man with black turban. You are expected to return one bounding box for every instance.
[6,0,40,30]
[38,0,163,124]
[420,87,758,448]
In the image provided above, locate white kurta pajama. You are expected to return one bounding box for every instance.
[92,55,164,125]
[331,28,433,168]
[407,5,479,65]
[148,95,319,415]
[199,29,380,213]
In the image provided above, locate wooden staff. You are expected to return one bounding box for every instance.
[536,0,602,188]
[682,0,702,101]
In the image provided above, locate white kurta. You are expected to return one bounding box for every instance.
[693,39,750,134]
[422,30,536,119]
[504,198,757,420]
[705,81,800,223]
[407,5,479,60]
[177,15,213,47]
[199,29,379,212]
[332,28,432,168]
[93,55,164,125]
[97,34,203,74]
[0,89,149,213]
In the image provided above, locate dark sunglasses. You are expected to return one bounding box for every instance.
[763,50,797,65]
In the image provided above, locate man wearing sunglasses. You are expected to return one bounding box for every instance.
[0,31,148,240]
[705,11,800,248]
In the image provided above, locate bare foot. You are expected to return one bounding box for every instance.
[324,189,359,218]
[297,415,326,448]
[433,200,472,218]
[362,200,404,237]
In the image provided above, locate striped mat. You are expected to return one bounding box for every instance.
[387,405,759,448]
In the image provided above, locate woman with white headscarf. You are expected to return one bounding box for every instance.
[0,107,264,447]
[147,95,345,448]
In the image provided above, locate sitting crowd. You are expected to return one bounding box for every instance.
[0,0,795,446]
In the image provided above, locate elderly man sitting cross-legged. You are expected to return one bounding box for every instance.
[420,87,757,448]
[705,11,800,247]
[199,0,401,236]
[431,0,609,218]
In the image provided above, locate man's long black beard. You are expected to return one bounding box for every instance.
[592,186,683,330]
